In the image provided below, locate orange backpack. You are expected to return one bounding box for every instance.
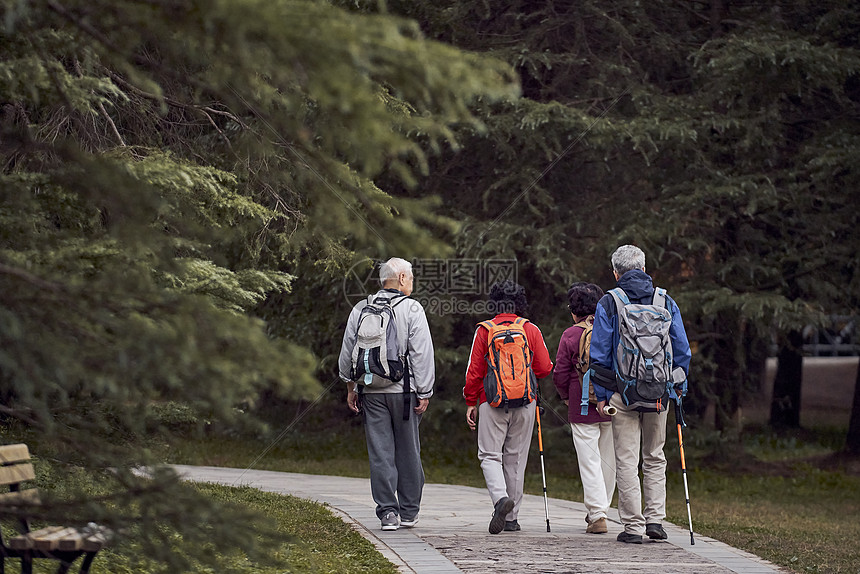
[480,317,537,410]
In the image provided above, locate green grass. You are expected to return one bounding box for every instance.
[674,468,860,574]
[17,477,398,574]
[108,484,397,574]
[4,437,397,574]
[660,452,860,574]
[189,484,399,574]
[154,409,860,574]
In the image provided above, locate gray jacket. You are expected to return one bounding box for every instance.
[338,289,435,399]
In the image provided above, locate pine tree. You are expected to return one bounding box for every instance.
[372,0,860,432]
[0,0,518,569]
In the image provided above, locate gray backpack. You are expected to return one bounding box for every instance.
[351,294,408,386]
[608,287,673,411]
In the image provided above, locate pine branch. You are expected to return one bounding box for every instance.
[0,262,63,292]
[0,404,42,428]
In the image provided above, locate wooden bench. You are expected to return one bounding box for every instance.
[0,444,110,574]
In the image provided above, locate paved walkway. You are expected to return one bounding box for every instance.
[174,465,786,574]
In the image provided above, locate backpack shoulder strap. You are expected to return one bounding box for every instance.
[390,294,410,308]
[481,320,507,352]
[574,317,592,367]
[608,287,629,308]
[513,317,529,328]
[478,319,496,340]
[580,368,592,416]
[652,287,668,308]
[577,318,595,416]
[575,317,594,353]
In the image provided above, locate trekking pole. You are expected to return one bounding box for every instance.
[535,399,551,532]
[675,396,694,545]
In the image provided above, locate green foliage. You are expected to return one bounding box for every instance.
[368,0,860,431]
[0,0,519,570]
[2,0,858,568]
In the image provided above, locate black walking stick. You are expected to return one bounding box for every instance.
[675,396,695,545]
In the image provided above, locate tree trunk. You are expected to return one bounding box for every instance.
[710,0,727,37]
[845,358,860,455]
[769,330,803,428]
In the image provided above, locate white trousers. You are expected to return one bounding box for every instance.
[610,393,668,535]
[570,421,616,521]
[477,401,536,521]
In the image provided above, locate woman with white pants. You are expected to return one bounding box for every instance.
[553,282,616,534]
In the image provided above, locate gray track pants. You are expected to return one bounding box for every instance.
[362,392,425,521]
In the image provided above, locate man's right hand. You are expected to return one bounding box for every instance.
[347,387,360,413]
[466,405,478,431]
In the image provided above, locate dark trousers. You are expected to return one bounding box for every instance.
[362,392,425,520]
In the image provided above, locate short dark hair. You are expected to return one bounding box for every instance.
[567,282,604,317]
[489,280,528,316]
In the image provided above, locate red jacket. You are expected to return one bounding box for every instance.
[463,313,554,406]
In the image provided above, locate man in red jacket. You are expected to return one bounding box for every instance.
[464,280,554,534]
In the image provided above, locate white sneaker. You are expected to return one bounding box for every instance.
[381,511,400,531]
[400,515,419,528]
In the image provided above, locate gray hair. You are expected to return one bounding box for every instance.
[379,257,413,285]
[611,245,646,275]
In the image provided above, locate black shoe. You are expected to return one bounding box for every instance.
[617,531,643,544]
[504,520,520,532]
[489,497,514,534]
[646,523,667,540]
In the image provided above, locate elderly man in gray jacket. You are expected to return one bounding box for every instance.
[338,257,435,531]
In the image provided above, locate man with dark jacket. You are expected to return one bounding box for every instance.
[591,245,691,544]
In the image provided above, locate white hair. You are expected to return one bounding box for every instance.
[611,245,646,275]
[379,257,413,285]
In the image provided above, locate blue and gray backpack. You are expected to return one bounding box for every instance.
[607,287,676,412]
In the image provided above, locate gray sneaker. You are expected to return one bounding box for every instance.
[381,511,400,531]
[400,515,419,528]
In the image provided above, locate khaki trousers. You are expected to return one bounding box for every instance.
[609,393,668,535]
[477,401,536,521]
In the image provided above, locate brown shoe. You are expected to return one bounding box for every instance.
[586,517,608,534]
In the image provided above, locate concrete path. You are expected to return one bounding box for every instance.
[174,465,786,574]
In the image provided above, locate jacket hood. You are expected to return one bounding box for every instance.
[616,269,654,303]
